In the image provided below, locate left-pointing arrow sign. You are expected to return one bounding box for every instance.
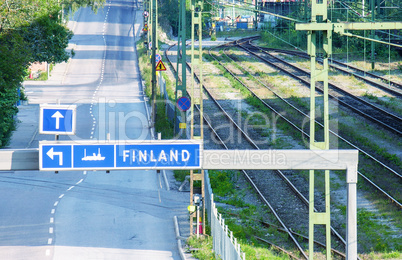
[46,148,63,166]
[51,111,64,130]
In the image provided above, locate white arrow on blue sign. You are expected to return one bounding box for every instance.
[39,140,202,171]
[39,104,76,135]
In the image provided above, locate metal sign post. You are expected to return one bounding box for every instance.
[175,0,188,139]
[151,0,157,130]
[190,0,204,235]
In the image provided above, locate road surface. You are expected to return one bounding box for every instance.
[1,1,189,259]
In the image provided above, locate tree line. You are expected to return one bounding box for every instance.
[0,0,104,147]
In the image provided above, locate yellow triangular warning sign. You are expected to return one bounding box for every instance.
[155,60,166,71]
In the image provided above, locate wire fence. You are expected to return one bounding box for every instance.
[205,170,246,260]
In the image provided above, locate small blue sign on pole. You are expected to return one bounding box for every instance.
[40,104,76,135]
[177,96,191,111]
[39,140,202,171]
[155,54,161,63]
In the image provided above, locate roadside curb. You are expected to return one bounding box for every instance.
[174,216,186,260]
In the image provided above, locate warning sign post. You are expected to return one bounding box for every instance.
[155,60,166,71]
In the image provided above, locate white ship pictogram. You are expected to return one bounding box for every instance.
[82,148,105,161]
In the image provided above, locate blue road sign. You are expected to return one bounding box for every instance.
[116,143,200,168]
[40,104,76,135]
[41,145,72,169]
[155,54,161,63]
[39,140,202,171]
[177,96,191,111]
[73,145,114,168]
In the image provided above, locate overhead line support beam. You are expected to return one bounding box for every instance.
[296,2,401,260]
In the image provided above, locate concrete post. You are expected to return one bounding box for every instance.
[347,166,358,260]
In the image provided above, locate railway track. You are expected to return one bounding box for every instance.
[164,41,352,259]
[211,37,401,209]
[234,38,402,137]
[251,44,402,97]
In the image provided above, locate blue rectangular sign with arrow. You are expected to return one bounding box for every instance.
[39,140,202,171]
[41,145,72,169]
[40,104,76,135]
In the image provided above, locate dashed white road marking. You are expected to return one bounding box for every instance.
[45,2,111,253]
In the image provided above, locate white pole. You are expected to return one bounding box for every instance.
[196,205,199,238]
[346,167,358,260]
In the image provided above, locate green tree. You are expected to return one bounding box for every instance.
[0,0,104,146]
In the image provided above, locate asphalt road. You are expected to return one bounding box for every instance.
[1,1,188,259]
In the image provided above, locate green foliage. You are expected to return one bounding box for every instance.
[187,235,217,260]
[0,0,103,147]
[24,12,73,63]
[61,0,106,13]
[158,0,180,36]
[209,170,235,196]
[174,170,189,182]
[0,30,28,146]
[155,99,174,139]
[380,251,401,259]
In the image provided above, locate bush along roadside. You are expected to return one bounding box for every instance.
[136,36,174,139]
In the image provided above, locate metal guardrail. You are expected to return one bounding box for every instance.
[205,170,246,260]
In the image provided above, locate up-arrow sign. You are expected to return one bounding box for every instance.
[46,148,63,166]
[51,111,64,129]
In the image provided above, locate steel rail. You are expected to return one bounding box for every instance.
[224,211,347,259]
[219,38,402,208]
[175,39,355,258]
[209,42,358,255]
[254,236,300,260]
[238,39,402,180]
[251,43,402,94]
[236,41,402,137]
[164,42,310,259]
